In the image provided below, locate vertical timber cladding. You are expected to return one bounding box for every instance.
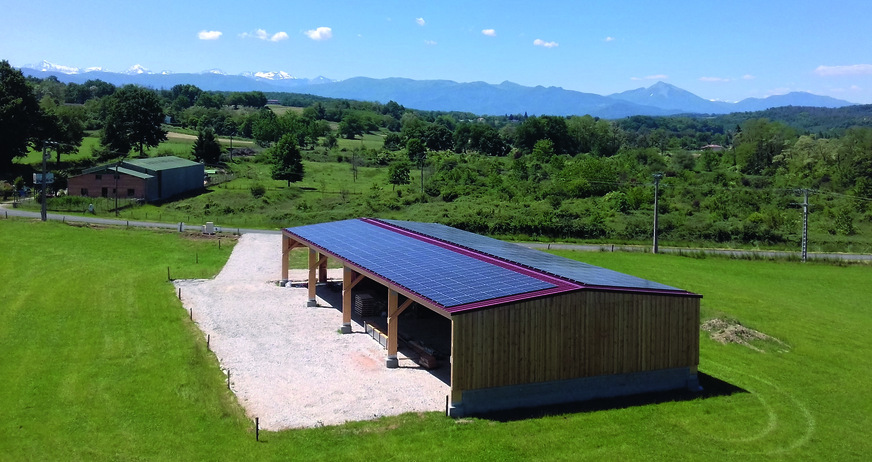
[450,289,699,395]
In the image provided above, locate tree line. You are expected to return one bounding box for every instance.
[3,60,872,248]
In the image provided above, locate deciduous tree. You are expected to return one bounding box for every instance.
[271,134,304,186]
[0,60,42,169]
[388,161,411,190]
[100,85,167,156]
[38,97,85,163]
[338,112,364,139]
[406,138,426,166]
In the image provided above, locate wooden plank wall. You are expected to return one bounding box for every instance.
[451,290,699,394]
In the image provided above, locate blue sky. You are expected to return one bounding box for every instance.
[3,0,872,103]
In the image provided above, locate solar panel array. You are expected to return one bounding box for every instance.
[287,219,555,307]
[380,219,683,292]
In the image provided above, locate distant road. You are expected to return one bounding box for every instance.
[0,204,279,235]
[521,242,872,262]
[3,203,870,261]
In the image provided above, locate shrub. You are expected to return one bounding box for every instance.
[250,183,266,198]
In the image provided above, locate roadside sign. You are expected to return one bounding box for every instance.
[34,173,55,184]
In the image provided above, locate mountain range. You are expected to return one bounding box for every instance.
[20,60,856,118]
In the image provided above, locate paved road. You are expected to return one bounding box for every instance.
[4,203,870,261]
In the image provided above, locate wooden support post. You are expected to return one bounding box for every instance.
[385,293,412,369]
[386,289,399,368]
[318,257,328,283]
[341,268,366,334]
[307,249,317,306]
[281,235,290,281]
[341,267,353,333]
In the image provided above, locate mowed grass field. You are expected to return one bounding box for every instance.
[1,219,870,460]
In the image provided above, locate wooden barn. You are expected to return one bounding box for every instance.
[282,218,701,417]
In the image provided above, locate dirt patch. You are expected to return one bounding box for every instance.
[166,131,255,146]
[179,231,240,242]
[701,318,789,353]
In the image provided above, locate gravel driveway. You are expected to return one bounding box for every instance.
[174,233,449,430]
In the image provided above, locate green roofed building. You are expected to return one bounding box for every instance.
[68,156,204,202]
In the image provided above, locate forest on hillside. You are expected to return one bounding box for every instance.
[4,63,872,251]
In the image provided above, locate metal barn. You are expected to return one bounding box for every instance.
[68,156,203,202]
[282,218,701,417]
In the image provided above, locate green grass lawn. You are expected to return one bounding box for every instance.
[13,132,103,166]
[335,132,386,152]
[1,218,870,460]
[29,158,398,229]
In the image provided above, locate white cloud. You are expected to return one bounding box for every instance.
[533,39,558,48]
[482,29,496,37]
[425,40,437,46]
[700,76,731,82]
[830,85,862,93]
[416,17,426,26]
[304,27,333,41]
[742,74,755,80]
[604,36,614,42]
[197,30,222,40]
[241,29,289,42]
[815,64,872,76]
[631,74,668,81]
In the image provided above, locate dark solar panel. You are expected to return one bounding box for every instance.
[380,219,682,292]
[286,219,555,307]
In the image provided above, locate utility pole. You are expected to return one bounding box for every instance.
[40,142,51,221]
[114,154,128,217]
[114,159,120,217]
[652,173,663,254]
[801,188,809,263]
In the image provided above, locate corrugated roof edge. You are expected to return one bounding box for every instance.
[125,156,201,171]
[80,165,154,179]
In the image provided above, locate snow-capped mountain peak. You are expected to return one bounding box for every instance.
[202,68,226,75]
[125,64,150,75]
[249,70,296,80]
[29,60,80,74]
